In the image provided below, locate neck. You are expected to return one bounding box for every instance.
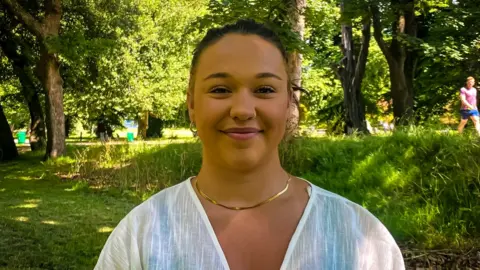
[195,151,289,207]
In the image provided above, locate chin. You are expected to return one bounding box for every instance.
[221,148,266,172]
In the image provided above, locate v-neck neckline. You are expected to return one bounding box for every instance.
[185,177,315,270]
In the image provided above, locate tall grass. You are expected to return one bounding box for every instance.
[56,129,480,249]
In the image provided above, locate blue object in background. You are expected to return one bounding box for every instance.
[124,120,138,129]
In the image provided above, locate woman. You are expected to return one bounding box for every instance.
[95,20,404,270]
[458,76,480,135]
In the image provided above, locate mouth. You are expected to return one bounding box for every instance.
[221,127,262,141]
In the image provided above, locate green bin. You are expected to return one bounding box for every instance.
[127,132,134,142]
[17,131,27,144]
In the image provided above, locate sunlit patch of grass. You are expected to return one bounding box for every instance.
[97,226,114,233]
[41,220,60,225]
[13,216,29,222]
[12,203,38,209]
[24,199,41,203]
[18,176,35,181]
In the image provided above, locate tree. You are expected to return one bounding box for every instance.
[0,14,46,151]
[337,1,371,134]
[1,0,65,158]
[285,0,306,128]
[286,0,306,87]
[370,0,417,125]
[0,102,18,161]
[413,0,480,121]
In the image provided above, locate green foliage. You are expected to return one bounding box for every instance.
[49,131,480,250]
[414,1,480,119]
[57,0,208,128]
[194,0,306,53]
[289,130,480,248]
[362,40,391,120]
[0,58,29,130]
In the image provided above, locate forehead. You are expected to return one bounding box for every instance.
[195,34,287,80]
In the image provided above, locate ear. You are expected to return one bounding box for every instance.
[187,91,195,123]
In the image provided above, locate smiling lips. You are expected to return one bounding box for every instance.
[222,127,262,140]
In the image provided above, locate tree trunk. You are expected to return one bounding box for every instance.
[0,103,19,161]
[137,111,149,139]
[39,48,66,158]
[339,2,370,134]
[371,1,415,125]
[286,0,306,87]
[0,32,47,151]
[65,115,71,138]
[389,64,412,124]
[25,81,46,151]
[2,0,66,158]
[285,0,306,130]
[404,52,416,112]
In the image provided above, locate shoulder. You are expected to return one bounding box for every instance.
[94,180,191,269]
[460,87,467,93]
[306,182,403,264]
[116,180,190,231]
[309,183,395,238]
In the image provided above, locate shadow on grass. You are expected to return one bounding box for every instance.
[0,151,139,269]
[67,133,480,249]
[3,132,478,268]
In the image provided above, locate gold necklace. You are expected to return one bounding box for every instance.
[195,175,291,210]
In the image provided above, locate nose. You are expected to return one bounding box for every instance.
[230,89,256,121]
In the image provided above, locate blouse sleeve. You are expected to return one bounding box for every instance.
[353,203,405,270]
[94,203,152,270]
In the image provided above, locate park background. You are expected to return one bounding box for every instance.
[1,0,480,269]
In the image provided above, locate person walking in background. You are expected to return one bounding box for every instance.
[97,120,108,143]
[458,76,480,135]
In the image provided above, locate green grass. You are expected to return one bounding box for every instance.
[62,128,480,249]
[1,128,479,268]
[0,151,139,269]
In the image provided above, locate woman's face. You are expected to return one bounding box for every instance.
[188,34,290,171]
[467,79,475,88]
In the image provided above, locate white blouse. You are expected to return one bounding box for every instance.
[95,178,405,270]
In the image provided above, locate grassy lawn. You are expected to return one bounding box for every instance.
[1,129,480,269]
[0,151,139,269]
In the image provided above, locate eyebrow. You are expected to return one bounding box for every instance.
[203,72,283,81]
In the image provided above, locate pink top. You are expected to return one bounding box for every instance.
[460,87,477,110]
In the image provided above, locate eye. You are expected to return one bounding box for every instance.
[209,86,230,94]
[256,86,275,94]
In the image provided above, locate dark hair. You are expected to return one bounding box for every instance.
[189,19,289,91]
[188,19,304,136]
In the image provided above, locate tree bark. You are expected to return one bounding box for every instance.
[286,0,306,87]
[0,103,19,161]
[339,2,371,134]
[285,0,306,130]
[137,111,149,139]
[0,34,47,151]
[39,49,65,158]
[2,0,66,158]
[371,1,416,125]
[20,69,46,151]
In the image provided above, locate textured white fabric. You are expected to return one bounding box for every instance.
[95,178,405,270]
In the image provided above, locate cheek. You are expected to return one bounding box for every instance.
[260,100,290,131]
[194,96,227,129]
